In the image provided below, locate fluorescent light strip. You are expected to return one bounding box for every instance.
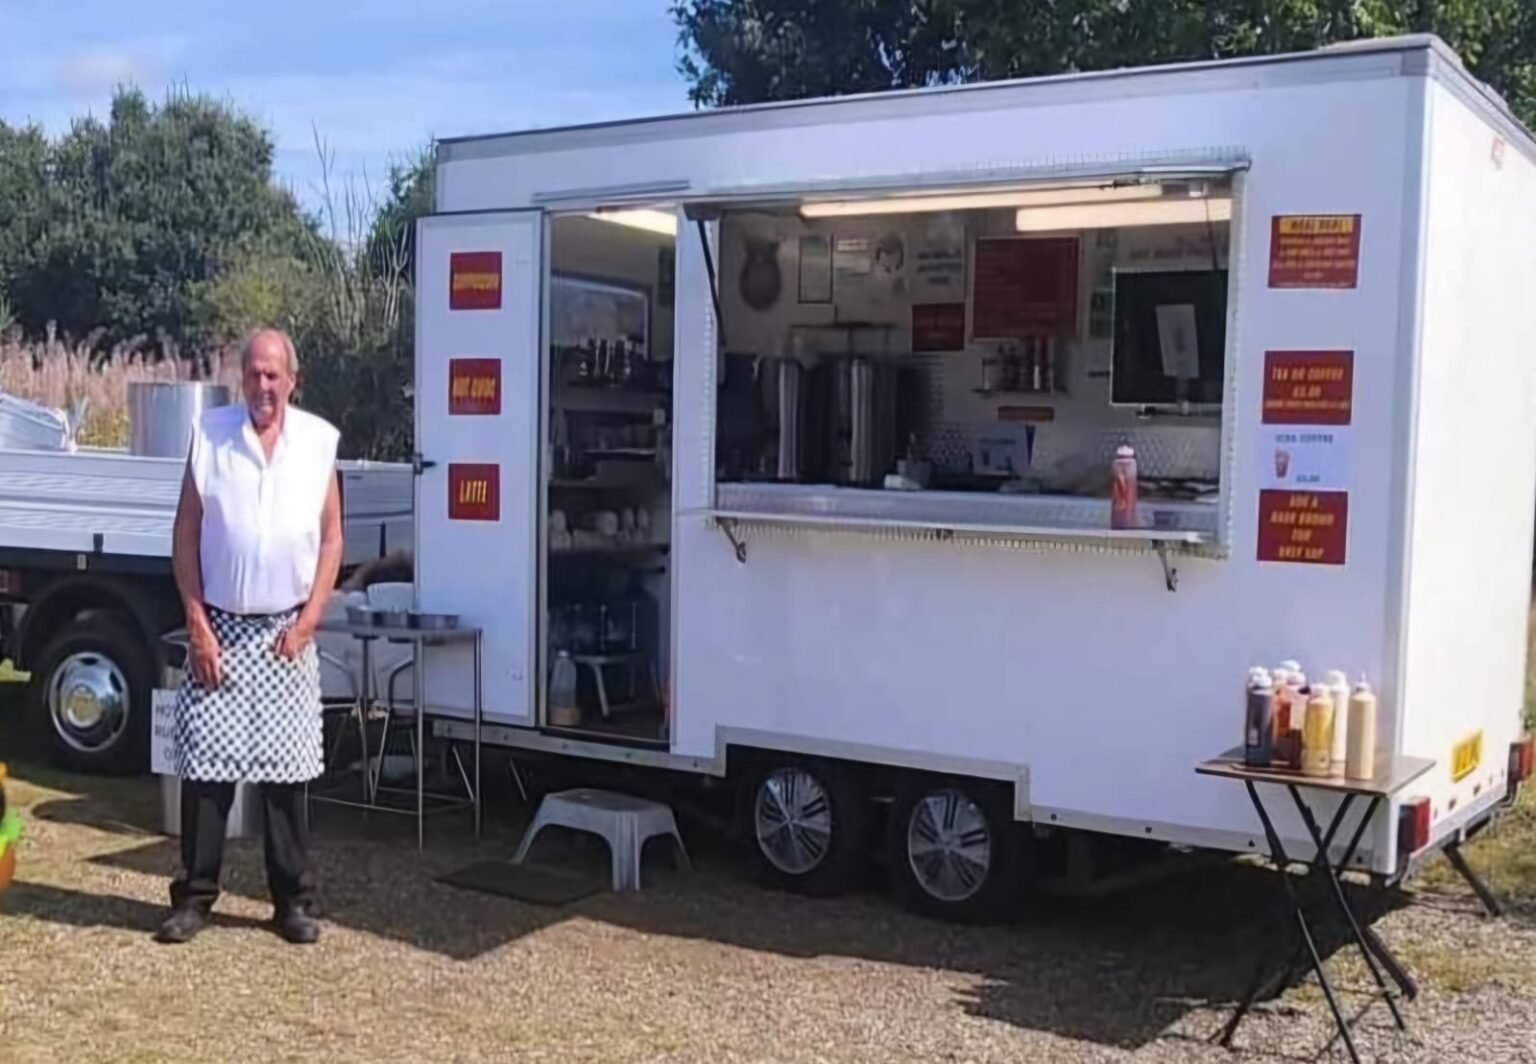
[799,184,1164,218]
[1015,197,1232,232]
[586,208,678,236]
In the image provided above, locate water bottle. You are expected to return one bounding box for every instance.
[549,651,579,728]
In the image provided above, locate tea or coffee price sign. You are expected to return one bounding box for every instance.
[1257,490,1348,565]
[1262,350,1353,425]
[448,463,500,522]
[448,357,502,415]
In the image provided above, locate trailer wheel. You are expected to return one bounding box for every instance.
[29,614,151,775]
[744,758,868,897]
[888,777,1023,924]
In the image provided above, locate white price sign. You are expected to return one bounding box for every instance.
[1260,428,1351,491]
[151,688,178,777]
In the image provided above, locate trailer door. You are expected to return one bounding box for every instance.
[414,210,545,724]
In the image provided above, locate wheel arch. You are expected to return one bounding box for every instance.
[17,574,178,674]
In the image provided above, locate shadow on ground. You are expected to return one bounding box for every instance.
[5,743,1428,1055]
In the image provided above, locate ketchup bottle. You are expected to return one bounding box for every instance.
[1111,445,1140,529]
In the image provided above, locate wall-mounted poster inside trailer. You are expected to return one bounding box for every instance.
[1268,215,1362,289]
[912,303,966,352]
[448,358,502,416]
[448,463,500,522]
[971,236,1079,340]
[1257,491,1348,565]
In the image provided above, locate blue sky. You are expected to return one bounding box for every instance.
[0,0,690,209]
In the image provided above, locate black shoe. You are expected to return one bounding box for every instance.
[272,908,321,945]
[154,906,208,945]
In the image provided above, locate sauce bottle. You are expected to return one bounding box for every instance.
[1244,668,1275,767]
[1302,685,1336,777]
[1346,677,1379,781]
[1325,670,1350,773]
[1110,445,1139,529]
[1270,667,1293,753]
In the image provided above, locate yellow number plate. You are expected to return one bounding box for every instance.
[1452,731,1484,783]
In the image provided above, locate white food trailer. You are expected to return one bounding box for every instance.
[410,35,1536,919]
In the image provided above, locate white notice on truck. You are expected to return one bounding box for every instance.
[1259,427,1352,491]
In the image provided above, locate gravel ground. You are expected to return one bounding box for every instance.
[1,758,1534,1064]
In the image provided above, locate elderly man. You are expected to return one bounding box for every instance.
[156,328,343,946]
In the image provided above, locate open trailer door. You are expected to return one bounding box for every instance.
[414,210,545,725]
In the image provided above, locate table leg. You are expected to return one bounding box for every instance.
[359,638,375,804]
[1290,789,1406,1032]
[1241,781,1362,1064]
[473,633,483,840]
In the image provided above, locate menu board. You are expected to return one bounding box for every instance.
[970,236,1079,340]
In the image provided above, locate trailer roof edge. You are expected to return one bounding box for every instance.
[434,34,1536,167]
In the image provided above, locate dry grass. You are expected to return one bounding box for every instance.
[0,333,240,448]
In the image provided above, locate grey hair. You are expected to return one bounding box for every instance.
[240,329,300,376]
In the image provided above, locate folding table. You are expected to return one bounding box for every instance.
[1195,749,1434,1064]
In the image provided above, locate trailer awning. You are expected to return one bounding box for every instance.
[679,154,1250,220]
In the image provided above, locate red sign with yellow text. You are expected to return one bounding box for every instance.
[1268,215,1362,289]
[1257,490,1348,565]
[448,358,502,416]
[1262,350,1353,426]
[449,252,502,310]
[448,463,500,522]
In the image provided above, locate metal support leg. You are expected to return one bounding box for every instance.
[473,632,483,839]
[1444,842,1505,919]
[415,641,425,852]
[1225,781,1362,1064]
[1291,790,1406,1032]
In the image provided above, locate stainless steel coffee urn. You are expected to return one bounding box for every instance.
[819,356,899,487]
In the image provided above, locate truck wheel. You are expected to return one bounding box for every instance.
[29,615,151,775]
[744,758,868,897]
[888,777,1023,924]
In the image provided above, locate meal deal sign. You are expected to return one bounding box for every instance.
[1268,215,1362,289]
[448,463,500,522]
[449,251,503,310]
[1257,491,1349,565]
[448,358,502,416]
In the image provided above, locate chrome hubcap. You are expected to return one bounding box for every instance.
[907,789,992,903]
[47,651,130,754]
[754,767,833,875]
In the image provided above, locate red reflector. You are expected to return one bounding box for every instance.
[1398,796,1431,856]
[0,569,19,595]
[1510,736,1534,784]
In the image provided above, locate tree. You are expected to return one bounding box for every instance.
[673,1,1536,128]
[0,87,312,347]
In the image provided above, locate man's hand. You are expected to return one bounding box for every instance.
[275,622,315,661]
[189,625,222,688]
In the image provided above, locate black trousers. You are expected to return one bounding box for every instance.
[169,778,316,915]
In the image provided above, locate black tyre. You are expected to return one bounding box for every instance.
[888,776,1025,924]
[28,614,152,775]
[742,757,868,897]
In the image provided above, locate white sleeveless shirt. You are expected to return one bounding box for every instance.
[189,403,340,615]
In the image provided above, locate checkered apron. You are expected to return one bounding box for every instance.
[174,606,323,783]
